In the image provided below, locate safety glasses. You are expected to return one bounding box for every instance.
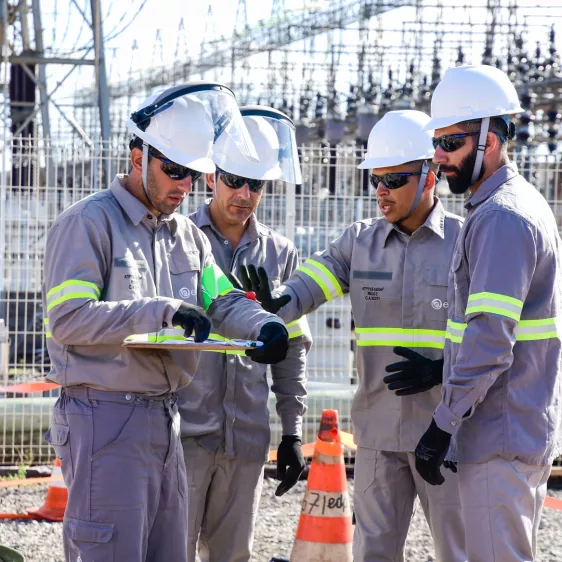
[148,151,203,182]
[217,167,266,192]
[370,171,422,190]
[431,131,481,153]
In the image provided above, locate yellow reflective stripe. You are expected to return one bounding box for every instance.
[446,317,561,343]
[297,258,343,302]
[286,317,311,340]
[445,320,467,343]
[47,292,100,312]
[355,327,446,349]
[46,279,101,300]
[516,318,561,341]
[44,317,51,339]
[46,280,101,312]
[466,292,523,321]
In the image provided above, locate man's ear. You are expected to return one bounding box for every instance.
[206,172,216,191]
[130,147,143,173]
[484,131,500,156]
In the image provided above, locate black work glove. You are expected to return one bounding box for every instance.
[275,436,306,496]
[245,322,289,364]
[228,265,291,314]
[414,419,452,486]
[171,303,211,342]
[443,460,458,473]
[383,347,443,396]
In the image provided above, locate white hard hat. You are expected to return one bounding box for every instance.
[128,91,215,173]
[357,110,435,170]
[214,106,303,184]
[424,65,523,131]
[214,115,282,180]
[126,82,260,174]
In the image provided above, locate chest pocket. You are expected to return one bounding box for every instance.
[423,265,449,322]
[451,252,469,319]
[170,252,200,305]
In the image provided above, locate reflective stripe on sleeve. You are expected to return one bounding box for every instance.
[446,317,561,343]
[296,258,344,302]
[46,280,101,312]
[286,317,311,340]
[466,291,523,322]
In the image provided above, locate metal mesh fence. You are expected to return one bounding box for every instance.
[1,138,562,466]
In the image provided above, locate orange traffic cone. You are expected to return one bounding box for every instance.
[290,409,353,561]
[27,458,67,521]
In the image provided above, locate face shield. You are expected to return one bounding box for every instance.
[240,107,302,185]
[127,82,259,166]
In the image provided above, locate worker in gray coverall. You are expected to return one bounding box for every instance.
[414,65,562,561]
[42,83,290,562]
[177,106,310,562]
[236,110,468,561]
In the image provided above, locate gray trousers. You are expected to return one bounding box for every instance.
[182,437,265,562]
[46,387,188,562]
[457,458,551,562]
[353,448,466,562]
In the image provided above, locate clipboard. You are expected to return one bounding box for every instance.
[122,328,264,352]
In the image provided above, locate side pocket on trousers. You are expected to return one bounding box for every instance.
[45,423,73,479]
[354,448,378,494]
[64,517,114,562]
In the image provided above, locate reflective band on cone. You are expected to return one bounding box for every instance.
[290,409,353,561]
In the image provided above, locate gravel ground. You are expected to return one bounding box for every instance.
[1,478,561,561]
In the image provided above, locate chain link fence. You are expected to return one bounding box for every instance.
[1,137,562,466]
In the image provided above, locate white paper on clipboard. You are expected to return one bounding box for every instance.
[122,328,264,351]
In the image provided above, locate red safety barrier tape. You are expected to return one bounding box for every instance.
[0,382,59,393]
[544,495,562,510]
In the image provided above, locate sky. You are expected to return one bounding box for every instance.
[2,0,562,138]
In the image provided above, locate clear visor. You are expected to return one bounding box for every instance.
[212,113,302,184]
[265,116,303,185]
[192,89,260,164]
[130,84,259,164]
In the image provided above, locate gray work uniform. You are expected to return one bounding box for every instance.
[272,199,467,561]
[434,163,562,561]
[177,201,310,562]
[42,176,282,562]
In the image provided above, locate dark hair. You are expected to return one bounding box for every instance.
[457,117,514,151]
[129,135,147,153]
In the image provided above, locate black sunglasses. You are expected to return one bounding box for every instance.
[217,167,266,192]
[148,151,203,182]
[431,131,482,153]
[370,171,422,190]
[433,130,508,153]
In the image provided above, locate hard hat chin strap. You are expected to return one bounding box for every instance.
[405,160,429,219]
[471,117,489,184]
[141,141,150,200]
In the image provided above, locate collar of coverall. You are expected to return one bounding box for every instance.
[464,162,519,210]
[193,198,270,243]
[111,175,178,234]
[382,196,446,248]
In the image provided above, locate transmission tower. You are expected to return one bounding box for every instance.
[1,0,111,145]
